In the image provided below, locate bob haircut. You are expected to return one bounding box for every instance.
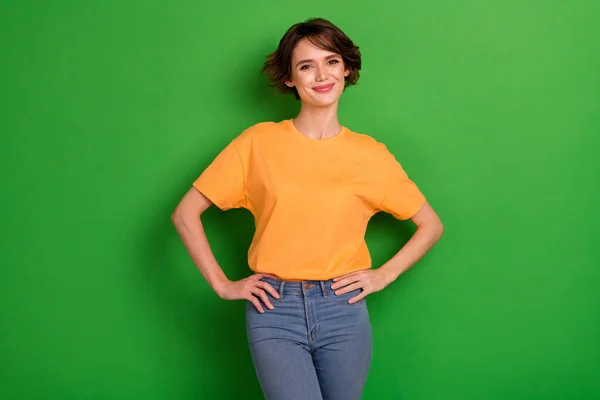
[261,18,362,99]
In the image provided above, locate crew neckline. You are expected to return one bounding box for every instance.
[284,119,348,143]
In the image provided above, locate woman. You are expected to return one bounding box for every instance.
[171,18,444,400]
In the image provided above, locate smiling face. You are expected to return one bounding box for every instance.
[285,38,351,108]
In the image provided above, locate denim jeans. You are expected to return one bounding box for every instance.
[245,277,373,400]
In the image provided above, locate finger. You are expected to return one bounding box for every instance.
[258,281,280,299]
[333,269,368,282]
[251,288,274,310]
[248,295,264,313]
[348,291,368,304]
[334,282,362,296]
[253,273,280,281]
[331,274,361,290]
[332,272,356,282]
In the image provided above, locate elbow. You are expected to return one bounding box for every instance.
[436,221,444,241]
[171,207,183,225]
[430,213,444,243]
[419,217,444,243]
[171,203,204,227]
[430,211,444,236]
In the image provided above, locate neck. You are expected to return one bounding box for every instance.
[292,101,342,140]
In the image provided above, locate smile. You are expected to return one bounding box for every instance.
[312,83,335,93]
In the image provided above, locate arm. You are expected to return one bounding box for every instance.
[170,187,279,312]
[377,201,444,282]
[170,187,230,294]
[331,201,444,303]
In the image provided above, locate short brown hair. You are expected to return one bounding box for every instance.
[261,18,362,99]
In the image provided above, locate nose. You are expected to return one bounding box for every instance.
[315,65,327,82]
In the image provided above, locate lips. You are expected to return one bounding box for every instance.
[312,83,335,93]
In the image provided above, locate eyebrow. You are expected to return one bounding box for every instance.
[296,54,341,67]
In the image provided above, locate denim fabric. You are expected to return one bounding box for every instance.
[246,277,372,400]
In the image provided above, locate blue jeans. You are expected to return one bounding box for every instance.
[245,277,373,400]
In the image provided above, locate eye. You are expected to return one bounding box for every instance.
[300,64,311,70]
[328,59,340,65]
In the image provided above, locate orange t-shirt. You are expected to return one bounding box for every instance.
[193,119,426,281]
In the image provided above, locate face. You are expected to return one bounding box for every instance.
[285,38,351,107]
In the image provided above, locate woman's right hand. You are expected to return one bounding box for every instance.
[216,273,280,313]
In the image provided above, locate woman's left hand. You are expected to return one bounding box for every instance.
[331,269,393,304]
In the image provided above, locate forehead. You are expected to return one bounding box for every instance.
[291,37,339,61]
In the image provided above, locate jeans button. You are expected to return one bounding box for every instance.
[304,283,312,290]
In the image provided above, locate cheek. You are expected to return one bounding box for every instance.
[334,65,347,79]
[298,73,314,88]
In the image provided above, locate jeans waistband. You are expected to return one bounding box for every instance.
[261,277,334,299]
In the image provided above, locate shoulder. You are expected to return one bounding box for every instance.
[234,121,281,140]
[228,121,282,149]
[343,126,396,160]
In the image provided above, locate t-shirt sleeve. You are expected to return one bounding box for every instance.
[192,139,248,211]
[378,150,426,220]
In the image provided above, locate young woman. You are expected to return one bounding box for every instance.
[171,18,444,400]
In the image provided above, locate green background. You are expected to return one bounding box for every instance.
[2,1,599,399]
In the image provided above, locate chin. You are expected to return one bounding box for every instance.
[303,91,343,107]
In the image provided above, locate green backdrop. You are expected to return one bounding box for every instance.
[2,1,599,399]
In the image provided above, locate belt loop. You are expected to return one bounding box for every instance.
[279,281,285,300]
[319,281,327,298]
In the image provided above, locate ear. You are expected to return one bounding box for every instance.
[344,68,351,77]
[284,78,295,88]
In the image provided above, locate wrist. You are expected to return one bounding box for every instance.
[212,275,231,297]
[377,264,400,286]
